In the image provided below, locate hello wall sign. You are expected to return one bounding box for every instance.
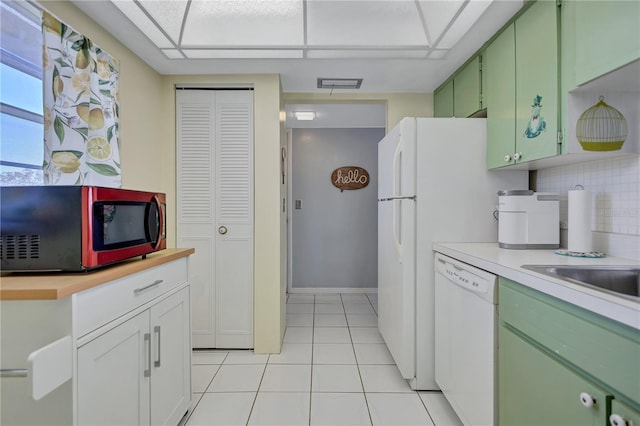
[331,166,369,192]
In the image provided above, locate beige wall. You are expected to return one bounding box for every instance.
[283,92,434,130]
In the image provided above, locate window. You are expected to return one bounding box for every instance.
[1,0,43,185]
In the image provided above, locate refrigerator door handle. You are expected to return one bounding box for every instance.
[392,199,403,263]
[392,138,403,197]
[391,138,404,263]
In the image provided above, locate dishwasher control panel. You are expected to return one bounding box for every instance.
[435,253,498,303]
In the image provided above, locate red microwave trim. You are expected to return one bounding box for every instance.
[80,186,167,269]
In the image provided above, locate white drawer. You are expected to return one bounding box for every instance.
[75,258,188,337]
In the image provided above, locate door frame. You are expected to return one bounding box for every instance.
[286,128,294,294]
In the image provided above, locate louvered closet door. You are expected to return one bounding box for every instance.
[214,91,254,348]
[176,89,254,349]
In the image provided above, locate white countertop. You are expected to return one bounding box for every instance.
[432,243,640,330]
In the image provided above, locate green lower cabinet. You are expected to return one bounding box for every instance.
[499,277,640,426]
[500,325,609,426]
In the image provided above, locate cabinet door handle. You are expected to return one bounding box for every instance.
[154,326,161,368]
[133,280,163,296]
[503,154,512,162]
[0,369,28,377]
[144,333,151,378]
[610,414,630,426]
[579,392,596,408]
[513,152,522,161]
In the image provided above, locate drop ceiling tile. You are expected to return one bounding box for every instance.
[183,49,303,59]
[111,0,173,48]
[307,49,428,59]
[306,0,427,46]
[437,1,493,49]
[418,0,465,45]
[138,0,187,44]
[181,0,304,46]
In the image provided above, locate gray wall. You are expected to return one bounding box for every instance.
[291,128,384,289]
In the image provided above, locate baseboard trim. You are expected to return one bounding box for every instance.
[289,287,377,294]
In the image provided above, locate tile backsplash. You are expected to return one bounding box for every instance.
[535,154,640,259]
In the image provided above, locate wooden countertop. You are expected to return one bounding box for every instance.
[0,248,195,301]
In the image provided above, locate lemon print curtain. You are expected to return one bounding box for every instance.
[42,11,121,187]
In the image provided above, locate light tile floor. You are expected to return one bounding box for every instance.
[183,293,463,426]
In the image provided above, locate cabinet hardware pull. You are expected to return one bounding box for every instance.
[144,333,151,378]
[134,280,163,295]
[579,392,596,408]
[0,369,28,377]
[610,414,629,426]
[154,326,161,368]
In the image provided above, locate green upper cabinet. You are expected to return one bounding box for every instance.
[560,1,639,158]
[572,0,640,87]
[486,23,516,169]
[454,56,482,118]
[434,79,454,118]
[433,54,483,118]
[514,0,560,164]
[486,0,560,169]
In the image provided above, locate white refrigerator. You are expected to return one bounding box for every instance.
[377,117,528,390]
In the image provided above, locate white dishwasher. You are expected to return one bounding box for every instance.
[434,253,498,426]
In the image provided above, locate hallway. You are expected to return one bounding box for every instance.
[184,293,462,425]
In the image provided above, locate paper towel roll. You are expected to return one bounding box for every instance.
[568,189,592,253]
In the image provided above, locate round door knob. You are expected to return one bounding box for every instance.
[513,152,522,161]
[504,154,512,162]
[579,392,596,408]
[610,414,629,426]
[218,225,228,235]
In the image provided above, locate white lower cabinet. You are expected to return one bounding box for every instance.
[78,311,151,425]
[150,288,191,426]
[77,287,190,426]
[0,254,192,426]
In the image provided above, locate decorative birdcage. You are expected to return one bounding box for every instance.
[576,96,627,151]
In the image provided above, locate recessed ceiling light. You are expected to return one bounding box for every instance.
[293,111,316,120]
[317,78,363,89]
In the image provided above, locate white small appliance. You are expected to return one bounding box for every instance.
[497,190,560,249]
[435,253,498,426]
[377,117,528,390]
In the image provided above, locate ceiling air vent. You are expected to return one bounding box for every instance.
[317,78,363,90]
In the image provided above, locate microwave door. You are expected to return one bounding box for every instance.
[145,197,163,249]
